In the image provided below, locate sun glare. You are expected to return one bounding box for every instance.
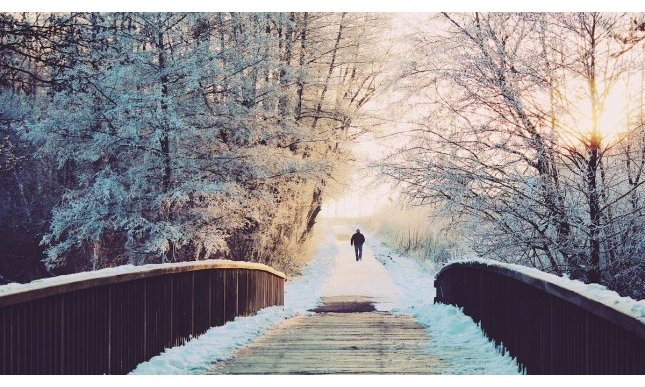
[560,78,636,146]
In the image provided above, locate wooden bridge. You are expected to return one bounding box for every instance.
[0,243,644,375]
[211,296,443,374]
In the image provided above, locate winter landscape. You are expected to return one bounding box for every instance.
[0,11,644,376]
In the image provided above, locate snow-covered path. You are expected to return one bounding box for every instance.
[318,225,401,310]
[210,223,441,374]
[315,223,520,374]
[132,220,520,374]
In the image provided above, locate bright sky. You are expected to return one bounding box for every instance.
[9,0,645,12]
[321,13,431,219]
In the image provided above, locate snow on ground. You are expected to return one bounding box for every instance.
[130,224,337,375]
[453,258,645,323]
[370,238,522,375]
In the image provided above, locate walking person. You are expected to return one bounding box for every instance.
[350,229,365,261]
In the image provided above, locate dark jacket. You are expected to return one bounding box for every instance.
[351,232,365,246]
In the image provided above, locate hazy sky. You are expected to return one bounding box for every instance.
[320,14,428,219]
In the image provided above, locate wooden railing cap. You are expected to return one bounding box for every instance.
[0,259,286,308]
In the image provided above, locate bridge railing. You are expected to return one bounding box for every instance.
[0,260,286,374]
[434,261,645,375]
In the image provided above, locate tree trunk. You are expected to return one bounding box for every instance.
[295,12,308,123]
[311,13,346,130]
[300,186,323,243]
[157,23,174,262]
[585,15,602,284]
[157,29,171,192]
[278,13,294,117]
[586,135,602,283]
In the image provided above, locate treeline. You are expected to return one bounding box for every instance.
[0,12,387,282]
[381,13,645,299]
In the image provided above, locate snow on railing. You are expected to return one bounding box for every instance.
[0,259,286,306]
[450,258,645,323]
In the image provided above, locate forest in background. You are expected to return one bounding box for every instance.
[0,12,388,283]
[1,12,643,302]
[378,13,645,299]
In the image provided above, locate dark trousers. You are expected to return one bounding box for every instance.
[354,244,363,261]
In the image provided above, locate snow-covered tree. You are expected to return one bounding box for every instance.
[380,12,644,298]
[0,12,388,276]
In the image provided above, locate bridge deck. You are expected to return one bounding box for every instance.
[210,296,443,374]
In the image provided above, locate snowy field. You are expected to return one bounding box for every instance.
[131,222,521,374]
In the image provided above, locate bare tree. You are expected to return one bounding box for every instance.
[380,12,644,298]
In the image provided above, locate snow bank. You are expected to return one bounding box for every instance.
[371,240,522,374]
[449,258,645,323]
[130,228,337,374]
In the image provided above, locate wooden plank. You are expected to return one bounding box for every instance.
[224,270,238,322]
[210,270,226,327]
[211,309,444,374]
